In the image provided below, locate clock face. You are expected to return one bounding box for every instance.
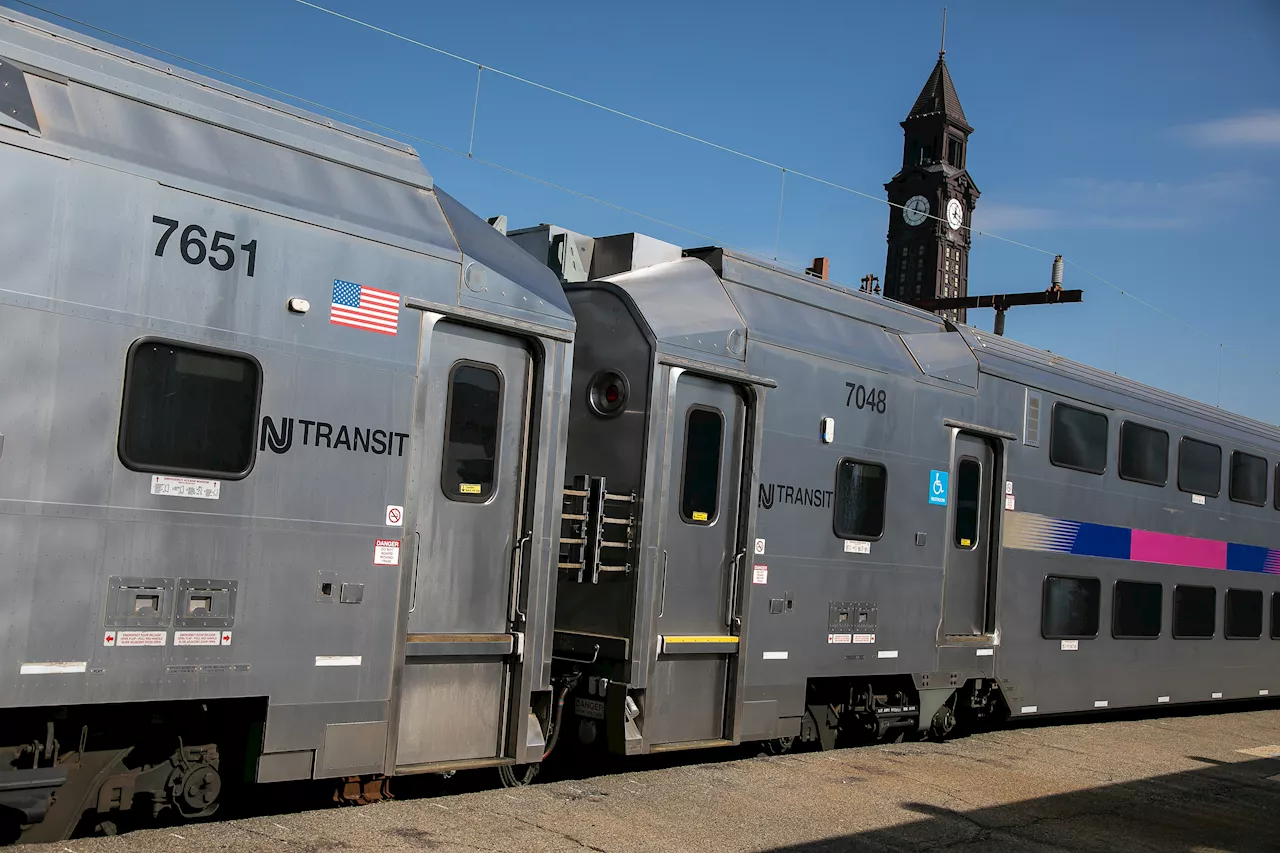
[903,195,930,227]
[946,198,964,231]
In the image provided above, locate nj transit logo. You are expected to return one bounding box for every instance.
[929,470,949,506]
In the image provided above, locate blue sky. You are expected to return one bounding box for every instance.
[16,0,1280,422]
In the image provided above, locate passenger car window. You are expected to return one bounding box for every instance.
[1273,593,1280,639]
[1118,421,1168,487]
[1112,580,1161,638]
[119,340,260,479]
[1177,438,1221,497]
[833,459,887,540]
[680,407,723,524]
[1172,585,1216,638]
[441,363,502,502]
[1229,451,1267,506]
[1049,403,1108,474]
[953,458,981,549]
[1225,589,1263,639]
[1042,575,1100,639]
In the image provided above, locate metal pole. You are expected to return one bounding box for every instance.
[993,308,1006,337]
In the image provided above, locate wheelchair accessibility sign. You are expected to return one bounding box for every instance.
[929,470,949,506]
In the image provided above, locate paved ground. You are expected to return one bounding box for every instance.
[19,705,1280,853]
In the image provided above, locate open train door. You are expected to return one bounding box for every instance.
[392,317,533,770]
[646,369,747,747]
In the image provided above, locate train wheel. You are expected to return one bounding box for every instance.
[761,737,795,756]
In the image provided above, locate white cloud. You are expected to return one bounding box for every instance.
[971,204,1058,231]
[1184,109,1280,147]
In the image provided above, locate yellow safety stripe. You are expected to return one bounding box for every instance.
[661,635,739,644]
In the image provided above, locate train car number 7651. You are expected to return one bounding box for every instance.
[152,215,258,277]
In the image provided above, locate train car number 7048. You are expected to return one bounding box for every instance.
[845,381,887,414]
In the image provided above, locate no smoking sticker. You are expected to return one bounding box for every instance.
[385,505,403,526]
[374,539,401,566]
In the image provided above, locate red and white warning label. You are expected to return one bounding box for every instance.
[174,631,222,647]
[374,539,401,566]
[751,564,768,584]
[827,633,853,644]
[385,505,404,526]
[112,630,167,647]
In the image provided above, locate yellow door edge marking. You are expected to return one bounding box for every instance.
[661,635,740,644]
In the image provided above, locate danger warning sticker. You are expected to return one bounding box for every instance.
[374,539,401,566]
[827,633,853,644]
[752,565,768,584]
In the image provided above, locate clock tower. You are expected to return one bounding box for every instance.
[883,46,979,323]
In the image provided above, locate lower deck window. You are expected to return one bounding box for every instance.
[833,459,887,539]
[1225,588,1263,639]
[1173,585,1216,638]
[1273,593,1280,640]
[1042,575,1100,639]
[118,340,261,478]
[1112,580,1161,638]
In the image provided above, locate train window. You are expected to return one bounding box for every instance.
[1273,593,1280,639]
[680,407,723,524]
[1112,580,1162,639]
[440,363,502,503]
[1118,422,1168,487]
[1225,589,1263,639]
[118,339,261,479]
[953,458,981,549]
[833,459,887,540]
[1041,575,1100,639]
[1172,585,1216,639]
[1049,403,1108,474]
[1177,438,1221,498]
[1229,452,1267,507]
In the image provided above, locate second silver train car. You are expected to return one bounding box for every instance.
[1,8,1276,843]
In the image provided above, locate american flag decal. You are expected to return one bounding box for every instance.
[330,279,400,336]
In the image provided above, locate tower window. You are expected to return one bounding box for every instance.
[947,137,964,168]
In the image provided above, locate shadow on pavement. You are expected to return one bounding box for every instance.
[760,754,1280,853]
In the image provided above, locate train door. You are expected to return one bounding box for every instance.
[648,371,746,746]
[942,433,997,636]
[394,320,531,768]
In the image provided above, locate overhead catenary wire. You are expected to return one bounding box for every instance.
[7,0,1278,385]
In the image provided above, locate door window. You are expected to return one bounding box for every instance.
[680,407,723,524]
[953,457,981,549]
[441,363,503,502]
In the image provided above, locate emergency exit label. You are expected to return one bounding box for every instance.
[374,539,401,566]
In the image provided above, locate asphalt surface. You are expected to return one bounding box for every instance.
[19,704,1280,853]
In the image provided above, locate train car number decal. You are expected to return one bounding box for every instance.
[844,382,887,414]
[152,216,258,277]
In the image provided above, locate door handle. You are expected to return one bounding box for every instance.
[658,550,668,618]
[408,531,422,613]
[509,532,531,625]
[727,549,746,628]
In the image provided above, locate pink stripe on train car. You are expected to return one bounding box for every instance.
[1129,529,1227,570]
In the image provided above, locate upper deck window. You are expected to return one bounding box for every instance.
[119,340,261,479]
[1229,451,1267,506]
[1118,421,1168,487]
[1049,403,1108,474]
[1178,438,1221,498]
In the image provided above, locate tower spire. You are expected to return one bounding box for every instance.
[940,7,947,58]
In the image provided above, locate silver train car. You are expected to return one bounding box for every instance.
[1,8,1277,843]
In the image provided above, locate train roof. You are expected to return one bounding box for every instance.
[0,8,573,332]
